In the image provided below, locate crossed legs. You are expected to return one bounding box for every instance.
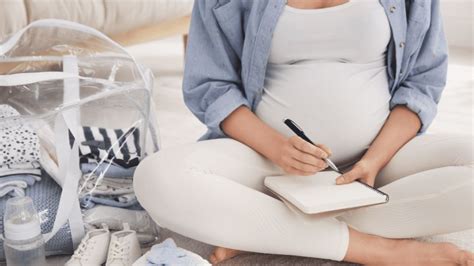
[134,133,473,264]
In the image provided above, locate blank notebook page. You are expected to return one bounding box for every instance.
[265,171,388,214]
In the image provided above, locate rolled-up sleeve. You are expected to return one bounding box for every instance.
[182,0,249,138]
[389,0,448,135]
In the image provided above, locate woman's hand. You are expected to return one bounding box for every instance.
[221,106,333,176]
[271,136,332,176]
[335,160,380,187]
[335,106,422,187]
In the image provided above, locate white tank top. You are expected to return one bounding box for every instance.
[255,0,392,166]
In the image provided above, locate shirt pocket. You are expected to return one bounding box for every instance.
[212,1,244,56]
[407,1,431,27]
[213,0,238,22]
[405,1,431,57]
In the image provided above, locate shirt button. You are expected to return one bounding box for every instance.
[399,42,406,48]
[390,6,396,13]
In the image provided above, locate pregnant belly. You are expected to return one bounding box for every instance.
[255,62,391,166]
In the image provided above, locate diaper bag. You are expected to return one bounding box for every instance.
[0,19,160,258]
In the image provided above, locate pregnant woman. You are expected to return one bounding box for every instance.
[135,0,473,265]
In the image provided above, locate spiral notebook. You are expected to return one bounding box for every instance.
[264,170,389,214]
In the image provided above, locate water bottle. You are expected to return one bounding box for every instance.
[3,196,46,266]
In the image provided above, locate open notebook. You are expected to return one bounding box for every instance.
[265,171,389,214]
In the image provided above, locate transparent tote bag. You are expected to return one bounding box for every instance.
[0,19,160,257]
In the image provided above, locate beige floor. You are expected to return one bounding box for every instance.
[47,38,473,265]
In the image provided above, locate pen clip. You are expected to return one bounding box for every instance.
[284,119,303,132]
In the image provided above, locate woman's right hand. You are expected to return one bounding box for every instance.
[221,106,332,176]
[270,136,332,176]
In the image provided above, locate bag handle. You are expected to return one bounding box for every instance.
[43,56,85,246]
[62,56,85,247]
[0,72,78,87]
[1,19,128,58]
[0,19,147,86]
[44,113,82,243]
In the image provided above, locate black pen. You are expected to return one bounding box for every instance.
[283,118,340,173]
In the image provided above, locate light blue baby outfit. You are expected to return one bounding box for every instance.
[145,238,209,265]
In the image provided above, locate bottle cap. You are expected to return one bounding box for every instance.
[4,197,42,241]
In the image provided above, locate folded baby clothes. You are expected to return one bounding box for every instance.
[79,174,134,196]
[0,174,41,198]
[0,182,27,197]
[0,162,41,177]
[0,104,41,177]
[79,171,141,210]
[73,126,142,168]
[39,145,61,186]
[0,174,41,185]
[79,194,142,210]
[81,162,136,178]
[135,238,210,266]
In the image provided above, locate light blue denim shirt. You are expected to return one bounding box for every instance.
[183,0,448,140]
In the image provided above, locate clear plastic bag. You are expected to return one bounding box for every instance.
[0,19,160,258]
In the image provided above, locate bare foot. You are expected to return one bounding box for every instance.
[369,240,474,266]
[209,247,245,265]
[345,228,474,265]
[208,230,474,266]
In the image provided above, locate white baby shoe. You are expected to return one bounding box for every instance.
[106,223,142,266]
[83,205,158,242]
[65,224,110,266]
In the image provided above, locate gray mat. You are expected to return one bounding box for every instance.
[44,226,473,265]
[157,228,356,266]
[43,228,356,266]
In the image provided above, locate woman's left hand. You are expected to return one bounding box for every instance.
[335,160,380,187]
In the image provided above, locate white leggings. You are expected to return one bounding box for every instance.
[134,133,473,261]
